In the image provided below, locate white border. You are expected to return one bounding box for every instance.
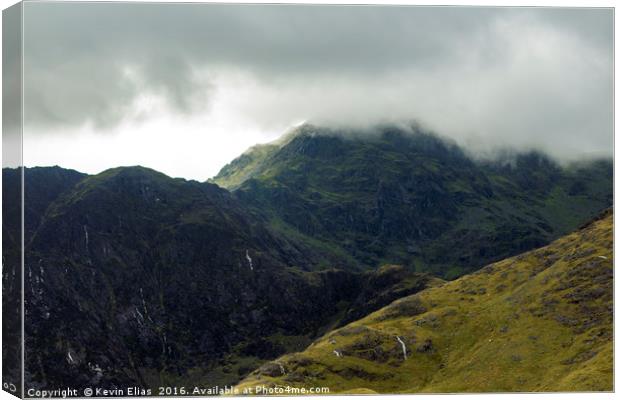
[0,1,616,400]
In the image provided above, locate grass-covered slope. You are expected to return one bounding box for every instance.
[209,143,280,190]
[237,209,613,393]
[209,128,300,190]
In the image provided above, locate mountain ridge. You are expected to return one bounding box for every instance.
[212,123,612,278]
[15,164,441,390]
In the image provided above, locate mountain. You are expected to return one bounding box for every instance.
[16,166,439,391]
[212,123,613,278]
[2,166,87,391]
[2,166,87,243]
[4,122,613,393]
[236,209,613,393]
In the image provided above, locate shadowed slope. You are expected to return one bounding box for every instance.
[19,166,439,390]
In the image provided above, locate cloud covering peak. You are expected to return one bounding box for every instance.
[18,3,613,179]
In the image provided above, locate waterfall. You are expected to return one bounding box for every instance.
[396,336,407,360]
[245,250,254,270]
[83,225,89,246]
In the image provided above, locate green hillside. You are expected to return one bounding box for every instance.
[237,209,613,393]
[212,123,613,278]
[209,127,301,190]
[209,143,280,190]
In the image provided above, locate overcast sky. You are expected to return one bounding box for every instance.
[13,3,614,180]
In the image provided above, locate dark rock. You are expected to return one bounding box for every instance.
[417,339,434,353]
[258,362,285,377]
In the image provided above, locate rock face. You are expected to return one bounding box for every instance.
[9,166,437,391]
[3,167,87,395]
[214,123,612,278]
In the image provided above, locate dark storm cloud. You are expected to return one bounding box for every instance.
[21,3,613,159]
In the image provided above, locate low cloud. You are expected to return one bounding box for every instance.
[17,3,613,175]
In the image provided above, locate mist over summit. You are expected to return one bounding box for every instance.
[17,4,612,179]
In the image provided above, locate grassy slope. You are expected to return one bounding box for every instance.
[209,144,280,190]
[236,210,613,393]
[210,126,303,190]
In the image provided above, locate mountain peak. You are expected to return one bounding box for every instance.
[95,165,174,181]
[213,123,612,277]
